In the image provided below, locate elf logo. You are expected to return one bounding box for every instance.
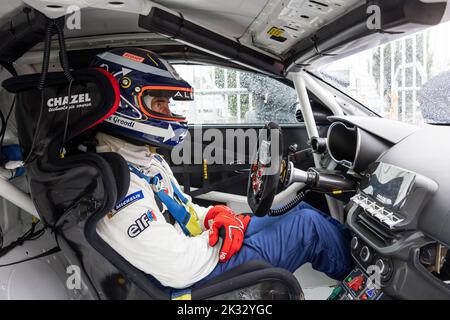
[127,210,157,238]
[47,93,92,112]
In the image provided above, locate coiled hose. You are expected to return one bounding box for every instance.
[24,19,74,164]
[53,21,74,152]
[268,188,311,217]
[24,20,54,164]
[37,20,54,90]
[54,22,74,83]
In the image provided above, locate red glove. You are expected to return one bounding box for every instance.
[204,205,251,263]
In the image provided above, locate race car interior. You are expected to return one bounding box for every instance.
[0,0,449,300]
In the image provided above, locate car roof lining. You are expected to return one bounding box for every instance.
[2,1,449,76]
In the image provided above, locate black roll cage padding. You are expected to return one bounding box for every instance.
[0,8,64,65]
[138,7,286,78]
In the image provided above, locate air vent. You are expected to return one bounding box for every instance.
[352,194,404,229]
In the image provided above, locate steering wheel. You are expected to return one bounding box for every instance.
[247,122,284,216]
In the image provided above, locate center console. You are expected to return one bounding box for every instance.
[328,268,385,300]
[328,161,447,300]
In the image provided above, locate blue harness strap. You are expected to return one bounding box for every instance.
[128,164,201,236]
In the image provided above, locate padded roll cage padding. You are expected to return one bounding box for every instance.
[3,68,120,155]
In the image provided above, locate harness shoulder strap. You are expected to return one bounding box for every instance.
[128,164,201,236]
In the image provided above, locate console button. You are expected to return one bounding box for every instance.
[366,288,376,299]
[376,258,391,277]
[360,246,371,262]
[348,275,364,292]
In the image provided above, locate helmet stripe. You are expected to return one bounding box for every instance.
[97,52,174,79]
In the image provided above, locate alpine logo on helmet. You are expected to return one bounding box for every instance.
[91,47,193,148]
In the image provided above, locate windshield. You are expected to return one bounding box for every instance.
[316,21,450,126]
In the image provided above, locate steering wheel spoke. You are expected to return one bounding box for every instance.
[247,122,283,216]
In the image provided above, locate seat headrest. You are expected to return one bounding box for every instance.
[2,68,119,156]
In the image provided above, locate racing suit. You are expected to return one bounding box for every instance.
[96,132,353,289]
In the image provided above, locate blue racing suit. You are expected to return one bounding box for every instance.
[193,202,353,288]
[147,201,353,292]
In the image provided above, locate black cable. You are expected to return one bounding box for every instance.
[0,109,5,150]
[37,20,54,91]
[0,98,16,151]
[22,93,46,164]
[60,79,73,156]
[268,188,311,217]
[54,20,74,156]
[22,18,75,164]
[0,220,45,259]
[22,20,55,165]
[54,22,74,83]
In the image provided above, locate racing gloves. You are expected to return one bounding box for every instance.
[204,205,251,263]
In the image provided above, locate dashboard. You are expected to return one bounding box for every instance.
[326,116,450,300]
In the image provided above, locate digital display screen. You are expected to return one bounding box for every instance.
[362,162,416,210]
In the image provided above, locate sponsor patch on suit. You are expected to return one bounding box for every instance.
[107,190,144,219]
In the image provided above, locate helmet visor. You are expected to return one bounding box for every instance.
[140,86,194,101]
[139,86,193,121]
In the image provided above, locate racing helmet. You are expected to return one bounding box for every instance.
[91,48,193,147]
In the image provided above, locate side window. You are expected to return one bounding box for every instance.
[171,65,299,124]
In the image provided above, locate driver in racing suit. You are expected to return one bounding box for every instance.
[92,48,353,290]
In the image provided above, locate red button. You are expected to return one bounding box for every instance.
[362,294,367,300]
[348,275,364,291]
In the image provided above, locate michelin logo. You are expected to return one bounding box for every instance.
[115,190,144,211]
[47,93,92,112]
[108,190,144,219]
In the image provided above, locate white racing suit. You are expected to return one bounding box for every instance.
[95,132,220,289]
